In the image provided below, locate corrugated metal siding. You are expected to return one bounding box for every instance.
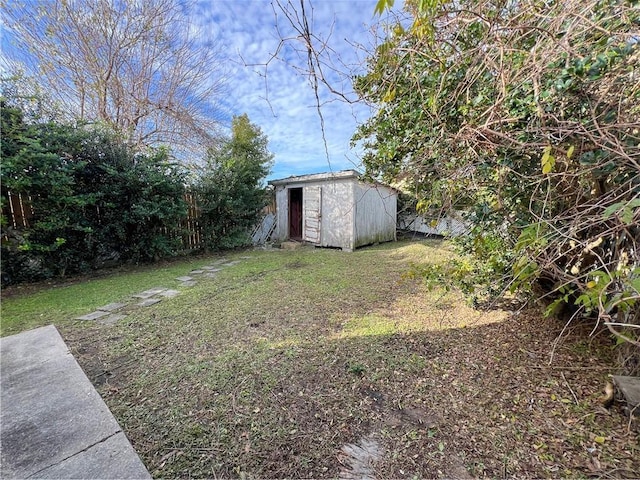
[398,212,469,237]
[354,182,397,248]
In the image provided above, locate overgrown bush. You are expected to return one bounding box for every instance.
[194,114,273,251]
[354,0,639,367]
[1,101,188,283]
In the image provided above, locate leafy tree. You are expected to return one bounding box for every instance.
[195,114,273,250]
[353,0,639,358]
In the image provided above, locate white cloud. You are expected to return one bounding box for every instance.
[192,0,382,180]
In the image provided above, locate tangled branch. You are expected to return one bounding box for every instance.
[354,0,639,367]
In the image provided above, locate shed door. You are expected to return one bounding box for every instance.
[288,188,303,240]
[303,185,321,244]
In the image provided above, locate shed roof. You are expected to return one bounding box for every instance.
[268,170,359,186]
[269,170,396,190]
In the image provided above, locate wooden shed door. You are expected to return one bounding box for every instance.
[288,188,303,240]
[303,186,321,244]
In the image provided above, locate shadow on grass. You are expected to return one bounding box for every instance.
[66,307,634,479]
[20,238,630,479]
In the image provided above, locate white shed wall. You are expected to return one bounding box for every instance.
[272,179,356,250]
[318,180,355,250]
[270,172,397,251]
[353,182,397,248]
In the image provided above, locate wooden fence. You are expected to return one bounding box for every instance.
[1,191,276,251]
[2,192,33,229]
[181,191,202,250]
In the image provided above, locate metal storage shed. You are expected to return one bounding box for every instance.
[269,170,397,251]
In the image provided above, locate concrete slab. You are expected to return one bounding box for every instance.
[339,436,381,480]
[137,298,161,307]
[146,287,167,295]
[75,310,110,321]
[179,281,197,287]
[189,270,205,274]
[97,302,127,312]
[201,266,222,272]
[0,325,150,479]
[132,288,166,299]
[175,276,193,282]
[31,431,149,479]
[97,314,128,326]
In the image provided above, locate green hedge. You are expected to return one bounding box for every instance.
[1,102,188,284]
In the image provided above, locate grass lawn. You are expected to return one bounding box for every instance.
[0,255,215,336]
[2,239,638,478]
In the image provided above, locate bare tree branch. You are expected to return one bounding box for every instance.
[3,0,227,156]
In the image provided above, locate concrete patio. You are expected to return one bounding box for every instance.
[1,325,150,479]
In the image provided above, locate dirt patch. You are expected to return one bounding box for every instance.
[285,260,308,269]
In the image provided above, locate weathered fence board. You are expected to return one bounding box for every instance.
[2,192,33,229]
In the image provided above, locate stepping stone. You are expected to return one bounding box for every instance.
[96,302,127,312]
[222,261,241,267]
[158,289,180,298]
[98,314,127,326]
[75,310,110,321]
[339,436,382,480]
[132,288,166,299]
[179,281,197,287]
[212,259,228,264]
[190,270,205,274]
[240,256,252,259]
[137,298,161,307]
[175,276,193,282]
[201,266,222,271]
[612,375,640,416]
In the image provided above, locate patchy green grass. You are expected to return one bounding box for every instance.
[5,239,638,479]
[0,255,225,336]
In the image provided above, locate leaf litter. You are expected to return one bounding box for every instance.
[61,240,639,478]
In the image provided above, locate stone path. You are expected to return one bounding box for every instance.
[73,256,251,326]
[1,256,253,479]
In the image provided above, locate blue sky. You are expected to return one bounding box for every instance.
[192,1,386,180]
[1,1,398,181]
